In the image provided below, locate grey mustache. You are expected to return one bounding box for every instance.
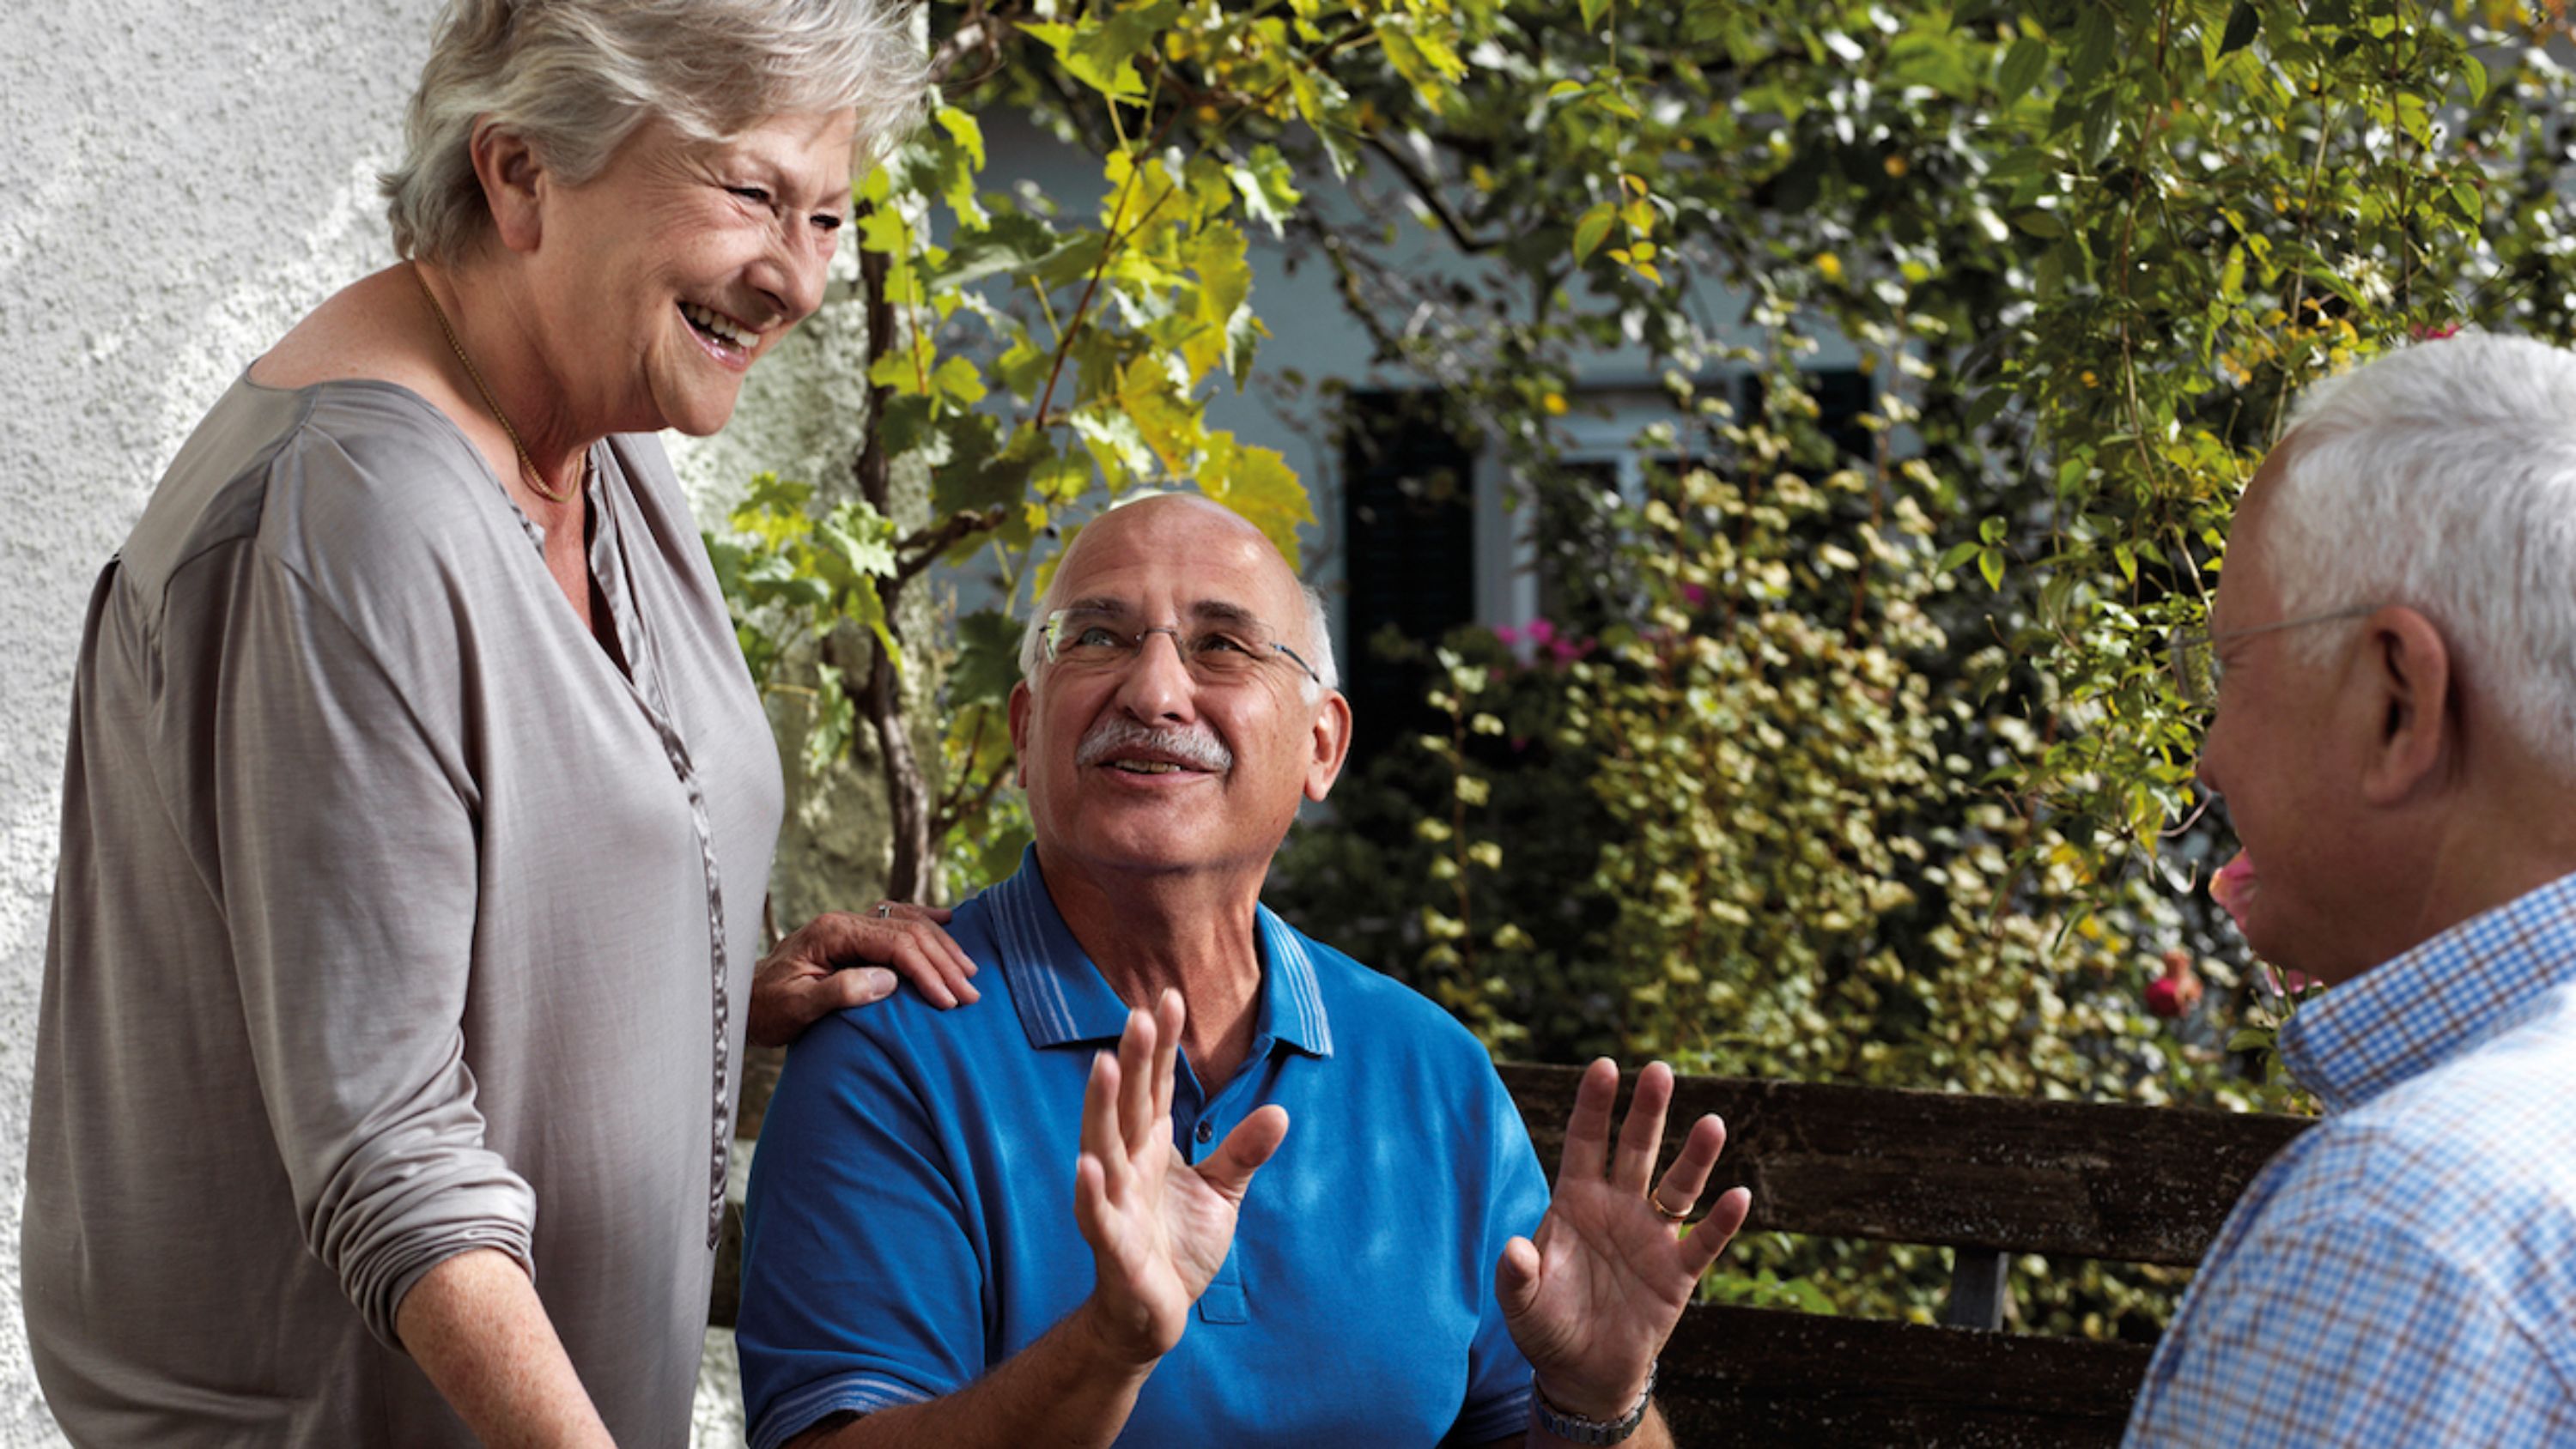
[1076,717,1233,773]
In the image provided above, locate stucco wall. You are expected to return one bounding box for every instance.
[0,3,838,1442]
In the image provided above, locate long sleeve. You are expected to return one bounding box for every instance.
[202,540,536,1348]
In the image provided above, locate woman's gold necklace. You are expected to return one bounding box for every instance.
[411,263,579,506]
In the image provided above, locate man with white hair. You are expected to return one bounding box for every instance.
[2125,333,2576,1446]
[735,492,1753,1448]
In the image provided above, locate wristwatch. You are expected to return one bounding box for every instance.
[1530,1361,1657,1446]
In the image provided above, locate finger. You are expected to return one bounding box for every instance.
[1681,1185,1753,1277]
[1494,1235,1542,1323]
[1072,1153,1112,1250]
[1151,990,1183,1126]
[1196,1105,1289,1202]
[1084,1050,1129,1202]
[1649,1113,1727,1220]
[824,967,899,1011]
[1116,1009,1157,1153]
[1557,1058,1620,1186]
[1611,1060,1676,1195]
[887,933,976,1008]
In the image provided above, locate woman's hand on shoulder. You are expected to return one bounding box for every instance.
[749,903,981,1047]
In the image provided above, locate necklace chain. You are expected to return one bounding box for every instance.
[410,264,576,506]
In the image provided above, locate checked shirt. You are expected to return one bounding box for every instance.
[2123,870,2576,1447]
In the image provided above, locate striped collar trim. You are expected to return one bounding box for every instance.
[987,848,1333,1058]
[2281,868,2576,1113]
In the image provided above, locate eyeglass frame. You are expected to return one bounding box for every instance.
[2167,603,2380,708]
[1039,605,1326,688]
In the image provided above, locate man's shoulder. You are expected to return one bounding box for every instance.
[1271,917,1501,1067]
[2255,1006,2576,1272]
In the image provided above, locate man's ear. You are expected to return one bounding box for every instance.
[471,122,548,253]
[2358,605,2452,807]
[1007,680,1032,789]
[1303,691,1353,804]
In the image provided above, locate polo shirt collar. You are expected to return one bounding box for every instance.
[985,847,1334,1059]
[2281,867,2576,1113]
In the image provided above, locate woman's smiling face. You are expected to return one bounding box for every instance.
[522,108,857,439]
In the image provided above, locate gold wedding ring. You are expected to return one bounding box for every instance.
[1648,1192,1692,1224]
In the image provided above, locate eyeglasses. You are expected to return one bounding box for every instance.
[2168,603,2379,708]
[1041,607,1324,687]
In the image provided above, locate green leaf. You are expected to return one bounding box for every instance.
[1572,203,1618,265]
[950,608,1025,707]
[1996,37,2050,106]
[1578,0,1608,32]
[1935,541,1983,573]
[1229,145,1303,237]
[2216,1,2258,58]
[1978,547,2005,591]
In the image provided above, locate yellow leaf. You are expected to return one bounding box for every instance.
[1199,432,1313,568]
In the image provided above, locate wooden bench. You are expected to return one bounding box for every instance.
[717,1057,2313,1447]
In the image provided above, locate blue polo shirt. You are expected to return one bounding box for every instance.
[737,851,1548,1448]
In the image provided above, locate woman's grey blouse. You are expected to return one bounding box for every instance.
[22,375,785,1447]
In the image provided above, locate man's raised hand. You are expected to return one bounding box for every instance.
[1498,1058,1752,1425]
[1072,990,1290,1366]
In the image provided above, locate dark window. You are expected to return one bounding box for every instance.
[1339,391,1476,770]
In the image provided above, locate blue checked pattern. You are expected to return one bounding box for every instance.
[2123,871,2576,1446]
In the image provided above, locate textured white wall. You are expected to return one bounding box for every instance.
[0,3,834,1443]
[3,3,427,1440]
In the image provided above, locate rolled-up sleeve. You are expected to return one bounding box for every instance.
[206,545,534,1349]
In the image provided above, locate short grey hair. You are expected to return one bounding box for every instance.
[383,0,927,263]
[1016,562,1340,700]
[2265,331,2576,768]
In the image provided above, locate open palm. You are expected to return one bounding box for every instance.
[1498,1059,1752,1420]
[1072,991,1289,1365]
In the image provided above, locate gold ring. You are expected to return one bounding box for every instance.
[1648,1193,1691,1224]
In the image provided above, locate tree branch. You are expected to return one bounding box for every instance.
[1361,131,1506,254]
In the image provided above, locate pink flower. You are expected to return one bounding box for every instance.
[1681,583,1710,607]
[2145,949,2203,1019]
[2411,323,2463,342]
[1523,618,1558,646]
[1494,624,1520,646]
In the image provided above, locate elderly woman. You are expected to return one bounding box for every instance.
[20,2,971,1445]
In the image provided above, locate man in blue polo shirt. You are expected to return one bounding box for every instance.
[737,494,1753,1448]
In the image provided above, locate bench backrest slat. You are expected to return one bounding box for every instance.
[1498,1062,2313,1265]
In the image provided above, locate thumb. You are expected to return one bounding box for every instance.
[1495,1235,1541,1322]
[1196,1105,1290,1201]
[831,966,900,1008]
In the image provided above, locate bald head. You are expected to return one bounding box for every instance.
[1018,494,1338,693]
